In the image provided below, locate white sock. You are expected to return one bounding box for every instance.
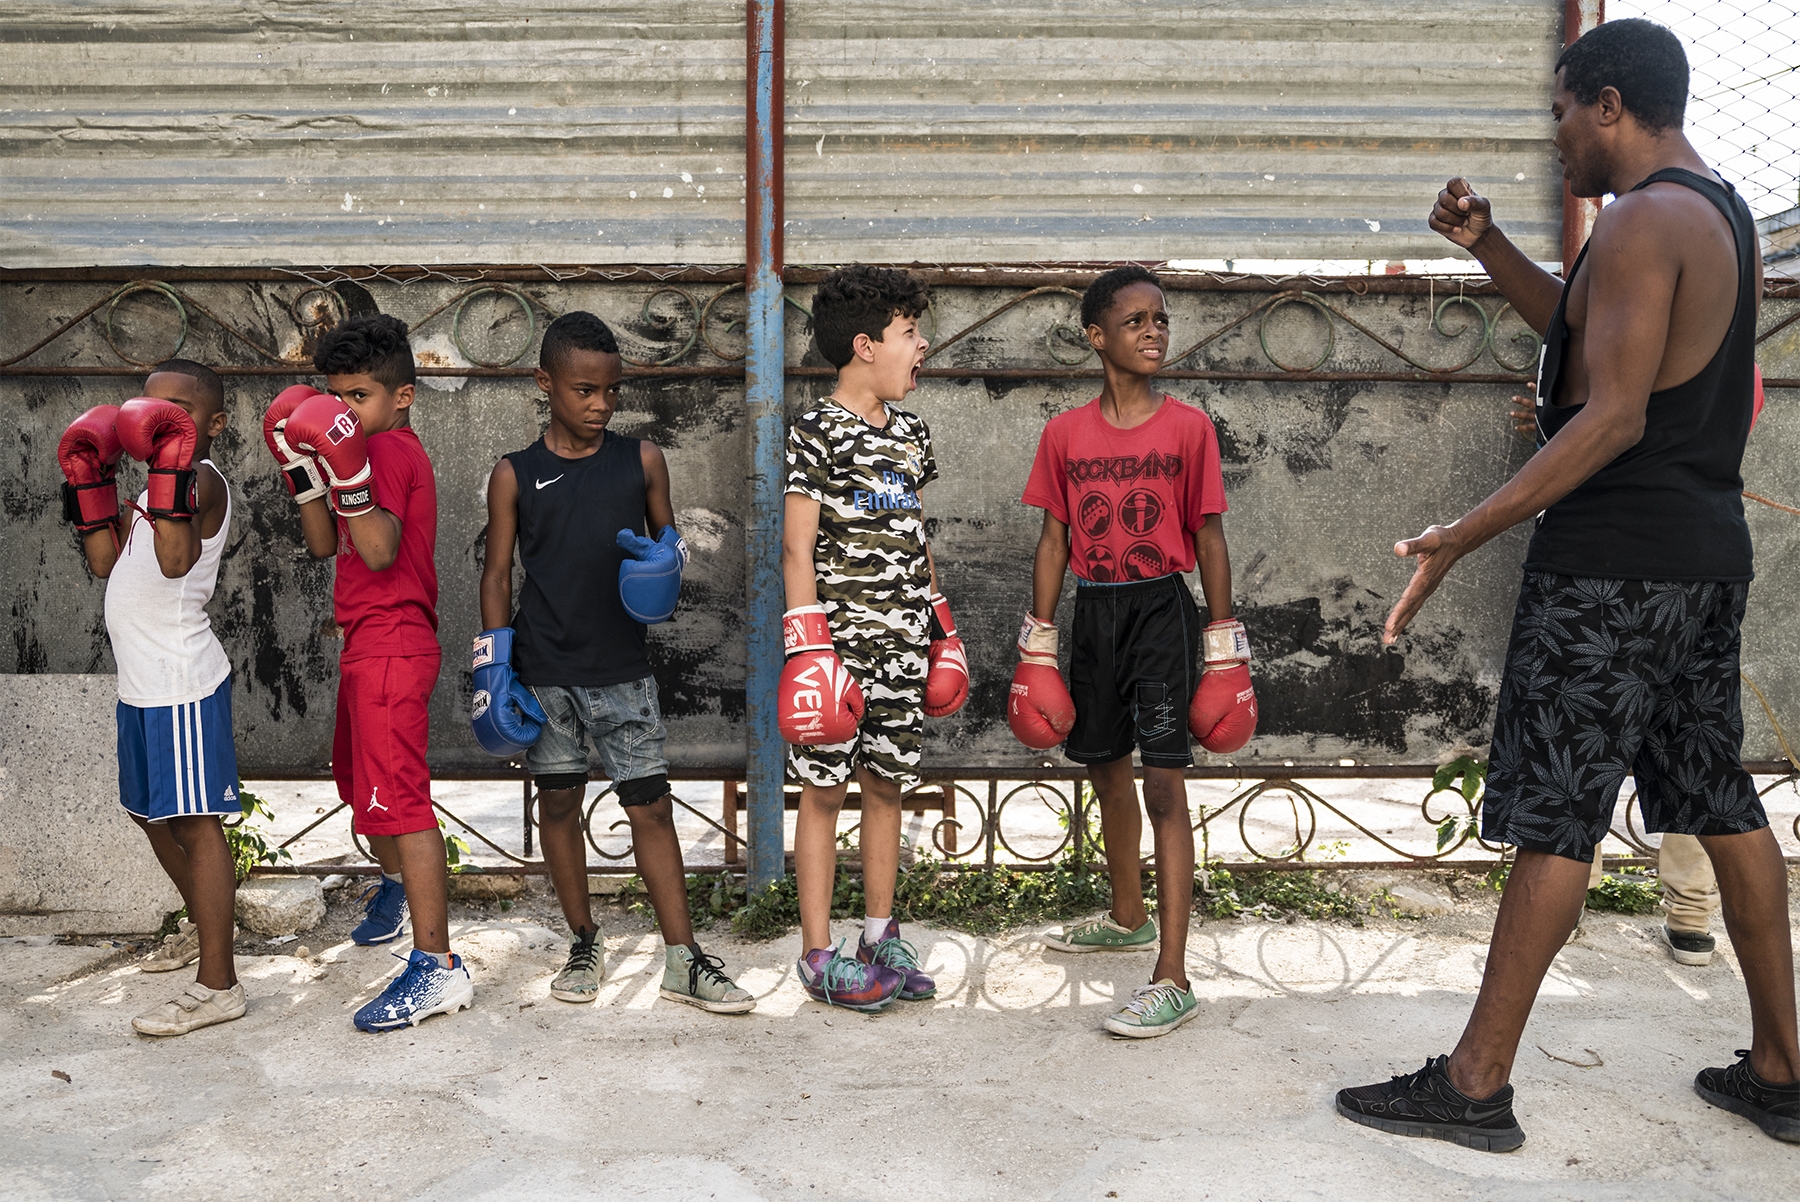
[382,871,402,885]
[864,914,891,946]
[423,950,452,969]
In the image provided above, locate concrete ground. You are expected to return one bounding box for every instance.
[4,867,1799,1201]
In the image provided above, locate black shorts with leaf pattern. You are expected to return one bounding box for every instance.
[1481,573,1766,863]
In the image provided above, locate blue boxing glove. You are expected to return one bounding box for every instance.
[470,628,548,757]
[616,524,688,624]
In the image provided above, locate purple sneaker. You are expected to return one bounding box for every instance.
[799,943,901,1012]
[857,918,936,1000]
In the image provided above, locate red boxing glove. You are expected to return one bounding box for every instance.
[284,393,376,517]
[1008,611,1075,750]
[1189,618,1257,753]
[923,592,969,718]
[57,405,124,533]
[262,385,330,503]
[116,397,198,520]
[778,605,865,745]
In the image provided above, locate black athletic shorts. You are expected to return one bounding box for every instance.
[1482,573,1767,862]
[1066,573,1200,769]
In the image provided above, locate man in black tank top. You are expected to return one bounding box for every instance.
[1338,20,1799,1151]
[475,312,754,1015]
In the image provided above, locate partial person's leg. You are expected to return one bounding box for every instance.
[1446,849,1591,1098]
[132,814,195,911]
[1700,827,1799,1083]
[165,815,238,991]
[392,827,451,955]
[623,791,694,946]
[796,780,850,954]
[536,784,597,935]
[1088,755,1148,930]
[1660,832,1719,934]
[1141,765,1193,988]
[855,769,903,924]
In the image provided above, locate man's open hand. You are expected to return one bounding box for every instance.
[1429,178,1494,251]
[1383,524,1468,644]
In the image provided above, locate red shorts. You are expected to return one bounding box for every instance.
[333,653,440,836]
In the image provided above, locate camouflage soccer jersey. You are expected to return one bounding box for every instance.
[785,402,938,644]
[785,401,938,788]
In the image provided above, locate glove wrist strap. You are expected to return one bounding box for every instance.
[1202,619,1251,665]
[782,605,833,655]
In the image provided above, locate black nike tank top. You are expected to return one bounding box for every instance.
[1525,167,1757,582]
[506,433,653,687]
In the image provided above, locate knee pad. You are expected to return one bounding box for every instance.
[534,772,588,794]
[616,773,670,808]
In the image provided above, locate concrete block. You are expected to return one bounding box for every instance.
[235,876,326,936]
[0,674,182,934]
[447,872,525,900]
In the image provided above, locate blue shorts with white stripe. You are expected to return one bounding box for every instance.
[117,677,241,822]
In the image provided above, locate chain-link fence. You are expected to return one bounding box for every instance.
[1611,1,1800,268]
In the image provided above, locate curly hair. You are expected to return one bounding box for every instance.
[809,265,931,369]
[1081,265,1163,331]
[1556,18,1688,132]
[312,313,416,388]
[540,310,620,375]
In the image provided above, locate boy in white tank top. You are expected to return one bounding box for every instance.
[56,358,246,1037]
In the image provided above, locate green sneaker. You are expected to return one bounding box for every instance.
[550,926,604,1003]
[1043,913,1156,953]
[660,944,756,1014]
[1103,978,1199,1039]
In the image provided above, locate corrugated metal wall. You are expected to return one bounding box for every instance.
[3,1,1563,267]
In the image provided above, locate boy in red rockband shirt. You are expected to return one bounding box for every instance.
[262,313,473,1032]
[1012,265,1258,1040]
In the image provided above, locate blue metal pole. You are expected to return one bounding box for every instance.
[744,0,786,891]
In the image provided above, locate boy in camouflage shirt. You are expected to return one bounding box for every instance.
[780,265,957,1010]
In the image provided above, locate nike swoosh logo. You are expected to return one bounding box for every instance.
[535,475,564,490]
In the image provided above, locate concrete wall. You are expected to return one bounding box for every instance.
[0,675,183,933]
[6,274,1797,770]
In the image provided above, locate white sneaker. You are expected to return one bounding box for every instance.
[132,981,247,1036]
[354,950,474,1032]
[141,920,201,973]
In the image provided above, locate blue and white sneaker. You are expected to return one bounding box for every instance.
[351,876,408,946]
[353,949,474,1033]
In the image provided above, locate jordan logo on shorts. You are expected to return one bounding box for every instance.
[367,787,389,813]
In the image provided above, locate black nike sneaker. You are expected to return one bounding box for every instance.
[1336,1054,1526,1152]
[1695,1050,1800,1142]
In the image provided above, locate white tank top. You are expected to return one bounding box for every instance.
[104,460,233,708]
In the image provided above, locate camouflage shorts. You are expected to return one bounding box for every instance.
[787,638,927,789]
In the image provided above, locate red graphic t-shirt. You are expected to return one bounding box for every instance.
[1022,396,1227,583]
[335,426,441,661]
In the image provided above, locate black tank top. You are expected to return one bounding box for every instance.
[506,434,653,687]
[1525,168,1756,582]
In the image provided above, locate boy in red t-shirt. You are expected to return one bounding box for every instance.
[262,313,473,1032]
[1015,265,1257,1040]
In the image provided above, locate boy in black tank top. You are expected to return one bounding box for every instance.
[475,312,753,1015]
[1337,20,1798,1151]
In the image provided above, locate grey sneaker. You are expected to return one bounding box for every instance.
[1044,913,1157,953]
[141,919,201,973]
[132,981,247,1036]
[1663,923,1716,967]
[660,944,755,1014]
[550,927,604,1003]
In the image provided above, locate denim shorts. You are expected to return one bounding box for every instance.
[524,677,669,789]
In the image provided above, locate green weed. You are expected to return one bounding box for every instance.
[225,784,290,881]
[1586,872,1661,914]
[1199,864,1366,924]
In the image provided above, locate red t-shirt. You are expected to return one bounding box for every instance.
[1022,396,1227,583]
[334,426,440,661]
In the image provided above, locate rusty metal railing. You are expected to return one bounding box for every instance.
[242,762,1800,878]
